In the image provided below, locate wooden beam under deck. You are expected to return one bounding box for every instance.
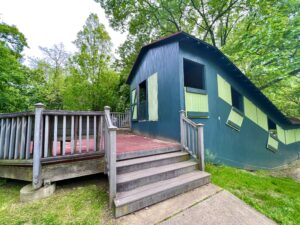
[0,153,105,183]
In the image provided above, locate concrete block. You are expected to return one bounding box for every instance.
[20,183,56,202]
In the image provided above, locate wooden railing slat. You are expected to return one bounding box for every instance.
[26,116,32,159]
[62,115,66,155]
[0,119,5,158]
[8,118,16,159]
[20,117,27,159]
[86,116,89,152]
[94,116,96,152]
[4,118,11,159]
[44,115,49,158]
[53,116,58,157]
[71,116,74,154]
[79,116,82,153]
[99,116,103,151]
[14,117,21,159]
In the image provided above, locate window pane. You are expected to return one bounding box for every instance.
[138,80,147,120]
[231,87,243,112]
[184,59,205,90]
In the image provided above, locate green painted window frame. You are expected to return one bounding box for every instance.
[186,87,207,95]
[184,87,209,116]
[267,134,279,152]
[226,107,244,131]
[187,111,209,119]
[147,73,158,121]
[131,89,138,121]
[217,75,232,105]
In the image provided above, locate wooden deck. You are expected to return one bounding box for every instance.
[14,132,180,157]
[0,132,180,182]
[41,132,180,156]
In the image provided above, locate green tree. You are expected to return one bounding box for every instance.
[63,13,120,111]
[223,0,300,117]
[0,22,29,112]
[29,43,69,109]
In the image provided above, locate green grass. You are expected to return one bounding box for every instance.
[1,166,300,225]
[0,179,112,225]
[206,164,300,225]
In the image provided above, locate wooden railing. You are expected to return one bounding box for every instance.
[180,110,205,171]
[0,112,34,161]
[0,104,124,204]
[110,111,130,128]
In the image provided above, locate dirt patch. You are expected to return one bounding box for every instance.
[269,160,300,181]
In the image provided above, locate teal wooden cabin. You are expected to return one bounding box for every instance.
[127,32,300,170]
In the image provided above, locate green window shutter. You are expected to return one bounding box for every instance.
[217,75,232,105]
[285,129,296,144]
[276,125,286,144]
[147,73,158,121]
[267,135,279,152]
[131,89,137,120]
[227,108,244,130]
[296,129,300,142]
[256,108,268,131]
[185,88,209,112]
[244,97,257,123]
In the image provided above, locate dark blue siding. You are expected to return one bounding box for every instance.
[130,42,181,141]
[179,42,300,170]
[129,40,300,169]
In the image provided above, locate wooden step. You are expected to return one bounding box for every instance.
[114,171,211,217]
[117,160,198,192]
[116,145,181,160]
[116,151,190,174]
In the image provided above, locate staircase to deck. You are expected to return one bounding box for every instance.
[114,149,210,217]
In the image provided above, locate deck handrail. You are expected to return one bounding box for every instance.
[0,104,128,199]
[180,110,205,171]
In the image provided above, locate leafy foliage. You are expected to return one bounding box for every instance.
[63,13,121,111]
[0,22,29,112]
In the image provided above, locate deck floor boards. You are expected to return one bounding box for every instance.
[42,132,180,156]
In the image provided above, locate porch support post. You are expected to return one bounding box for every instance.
[197,124,205,171]
[32,103,44,189]
[180,110,185,151]
[104,106,117,208]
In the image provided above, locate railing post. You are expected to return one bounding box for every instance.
[104,106,117,208]
[197,124,205,171]
[127,109,131,129]
[180,110,185,150]
[33,103,44,189]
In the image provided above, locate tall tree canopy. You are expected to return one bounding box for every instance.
[63,13,120,111]
[0,22,29,112]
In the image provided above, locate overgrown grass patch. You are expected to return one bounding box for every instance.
[206,164,300,225]
[0,178,112,225]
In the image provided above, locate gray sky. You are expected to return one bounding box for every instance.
[0,0,127,61]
